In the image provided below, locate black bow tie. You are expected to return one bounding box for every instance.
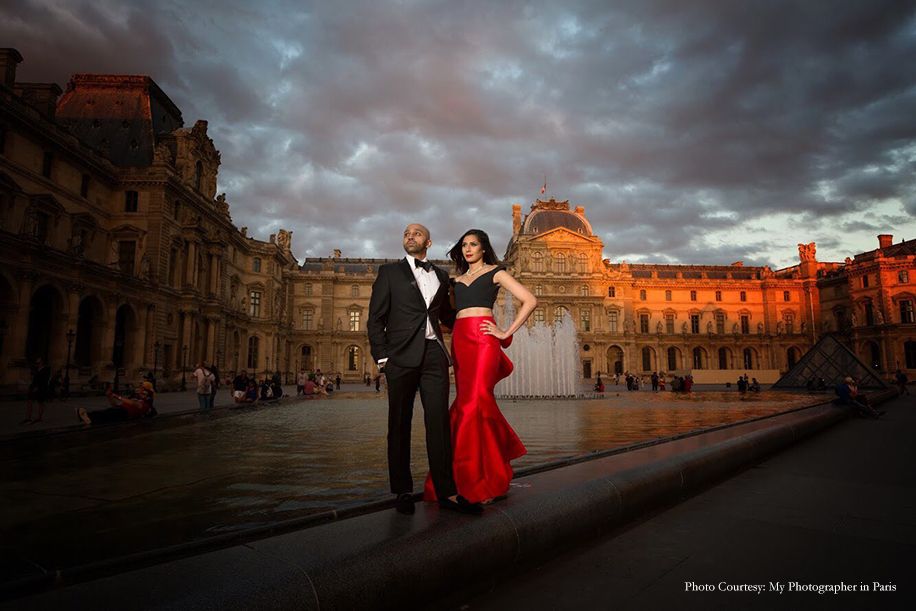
[414,259,433,272]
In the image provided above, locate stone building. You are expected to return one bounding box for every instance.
[502,198,837,381]
[817,235,916,374]
[1,49,910,392]
[0,49,297,391]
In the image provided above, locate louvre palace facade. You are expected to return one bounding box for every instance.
[1,48,914,392]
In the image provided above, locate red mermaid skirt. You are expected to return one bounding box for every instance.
[424,316,527,503]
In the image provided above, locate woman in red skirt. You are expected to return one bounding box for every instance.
[424,229,537,505]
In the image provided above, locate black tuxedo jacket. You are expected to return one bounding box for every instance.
[367,258,456,368]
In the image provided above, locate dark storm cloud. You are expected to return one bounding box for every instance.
[3,0,916,264]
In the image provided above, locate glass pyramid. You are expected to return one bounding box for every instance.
[772,334,887,390]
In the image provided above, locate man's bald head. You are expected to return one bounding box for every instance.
[403,223,432,257]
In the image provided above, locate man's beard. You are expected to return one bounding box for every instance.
[404,242,425,255]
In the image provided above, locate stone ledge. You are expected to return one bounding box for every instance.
[6,390,897,610]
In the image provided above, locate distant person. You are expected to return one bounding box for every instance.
[749,378,761,392]
[335,373,342,390]
[244,380,258,402]
[651,371,659,392]
[208,363,220,409]
[23,358,51,424]
[683,374,694,393]
[233,371,249,402]
[259,378,272,400]
[895,369,910,396]
[191,361,215,411]
[77,382,155,425]
[303,378,318,396]
[658,375,666,391]
[297,369,308,396]
[594,375,605,393]
[737,376,748,394]
[835,377,884,418]
[374,374,381,393]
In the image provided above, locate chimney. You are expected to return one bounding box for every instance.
[13,82,63,120]
[0,48,23,88]
[878,234,893,249]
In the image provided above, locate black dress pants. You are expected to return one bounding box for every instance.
[384,340,457,499]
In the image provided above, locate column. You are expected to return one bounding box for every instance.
[7,272,35,363]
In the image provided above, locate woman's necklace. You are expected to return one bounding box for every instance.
[465,265,487,279]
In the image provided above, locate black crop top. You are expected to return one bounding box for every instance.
[454,266,505,311]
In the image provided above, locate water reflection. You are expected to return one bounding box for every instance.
[0,391,818,577]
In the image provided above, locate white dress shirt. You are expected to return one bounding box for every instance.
[405,254,440,340]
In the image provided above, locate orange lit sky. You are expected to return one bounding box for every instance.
[3,0,916,268]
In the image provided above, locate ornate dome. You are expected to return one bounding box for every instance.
[521,199,593,236]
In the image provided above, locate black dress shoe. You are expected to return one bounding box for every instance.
[395,493,415,515]
[439,495,483,515]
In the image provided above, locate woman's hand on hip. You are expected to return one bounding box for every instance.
[480,320,509,340]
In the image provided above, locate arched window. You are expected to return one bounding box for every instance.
[743,348,754,369]
[867,341,881,370]
[667,347,679,371]
[864,300,875,326]
[253,257,261,273]
[787,347,799,369]
[580,285,589,296]
[578,253,588,273]
[347,345,360,371]
[531,252,543,272]
[554,306,569,324]
[247,336,259,369]
[718,348,728,370]
[642,347,653,372]
[692,347,705,369]
[554,253,566,273]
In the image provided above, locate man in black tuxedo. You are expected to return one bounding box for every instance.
[368,223,482,515]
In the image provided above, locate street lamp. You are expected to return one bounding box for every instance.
[181,344,188,391]
[152,341,160,390]
[64,328,75,398]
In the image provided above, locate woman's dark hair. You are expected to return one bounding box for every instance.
[448,229,499,274]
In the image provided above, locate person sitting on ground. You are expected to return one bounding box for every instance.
[834,376,884,418]
[749,377,761,392]
[243,380,258,402]
[303,377,318,396]
[77,382,156,425]
[259,378,272,400]
[271,378,284,400]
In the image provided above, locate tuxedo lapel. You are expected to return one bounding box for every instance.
[397,258,426,307]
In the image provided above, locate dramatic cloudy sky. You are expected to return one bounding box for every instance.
[3,0,916,267]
